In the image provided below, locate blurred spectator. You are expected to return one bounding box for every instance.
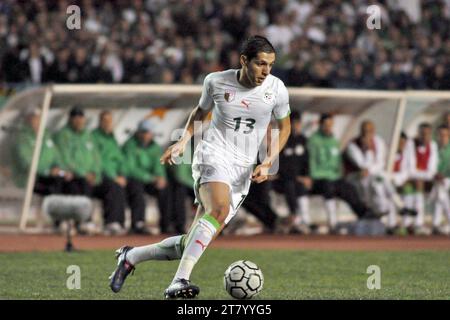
[430,125,450,234]
[344,120,414,233]
[391,132,417,234]
[272,111,312,233]
[13,107,64,193]
[242,180,280,233]
[407,65,427,89]
[122,119,170,234]
[91,111,127,235]
[407,123,439,234]
[167,155,195,234]
[427,64,450,90]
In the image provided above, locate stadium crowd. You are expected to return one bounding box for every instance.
[12,106,450,236]
[1,0,450,89]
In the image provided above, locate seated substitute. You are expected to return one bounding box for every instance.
[272,110,312,233]
[13,107,66,195]
[391,132,417,234]
[430,125,450,234]
[344,120,414,233]
[406,122,439,234]
[91,110,127,235]
[122,119,169,234]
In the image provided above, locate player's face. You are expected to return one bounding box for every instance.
[138,131,153,145]
[70,115,86,132]
[398,137,406,152]
[28,114,41,133]
[361,122,375,139]
[419,127,432,142]
[243,52,275,86]
[100,113,113,134]
[321,118,334,136]
[293,119,302,134]
[438,128,449,146]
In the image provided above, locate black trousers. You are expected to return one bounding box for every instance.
[63,177,126,225]
[126,178,170,232]
[272,178,309,215]
[311,179,368,218]
[34,175,65,196]
[242,182,278,231]
[168,181,195,234]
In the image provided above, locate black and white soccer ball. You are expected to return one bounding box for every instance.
[224,260,264,299]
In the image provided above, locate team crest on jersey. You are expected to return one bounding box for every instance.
[263,90,274,104]
[224,89,235,102]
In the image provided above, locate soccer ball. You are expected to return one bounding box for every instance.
[223,260,264,299]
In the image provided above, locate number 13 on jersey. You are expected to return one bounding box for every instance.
[233,117,256,134]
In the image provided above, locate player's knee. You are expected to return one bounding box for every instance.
[209,204,229,224]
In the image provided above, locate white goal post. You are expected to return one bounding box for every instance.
[0,85,449,231]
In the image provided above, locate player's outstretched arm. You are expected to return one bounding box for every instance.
[160,106,208,165]
[252,116,291,183]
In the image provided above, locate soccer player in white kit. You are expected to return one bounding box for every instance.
[109,36,291,299]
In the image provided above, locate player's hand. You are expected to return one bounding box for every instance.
[251,163,271,183]
[160,141,186,165]
[155,177,167,190]
[63,171,74,181]
[297,176,312,189]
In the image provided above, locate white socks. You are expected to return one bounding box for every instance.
[127,235,185,265]
[433,203,443,228]
[296,196,311,225]
[325,199,337,228]
[414,193,425,227]
[402,194,415,227]
[173,214,219,282]
[387,202,397,228]
[433,184,450,227]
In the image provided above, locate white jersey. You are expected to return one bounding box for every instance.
[197,69,290,167]
[346,135,387,176]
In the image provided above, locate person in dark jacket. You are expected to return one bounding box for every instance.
[272,111,312,232]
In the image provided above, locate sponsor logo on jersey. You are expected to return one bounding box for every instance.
[241,99,251,109]
[224,89,235,102]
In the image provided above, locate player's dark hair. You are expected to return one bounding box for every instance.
[419,122,432,130]
[400,131,408,139]
[319,113,333,124]
[437,124,449,131]
[240,35,276,61]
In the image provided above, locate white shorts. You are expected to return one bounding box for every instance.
[191,143,253,225]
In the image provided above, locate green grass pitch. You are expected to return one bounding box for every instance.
[1,249,449,299]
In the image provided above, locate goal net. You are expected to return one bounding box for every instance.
[0,85,449,233]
